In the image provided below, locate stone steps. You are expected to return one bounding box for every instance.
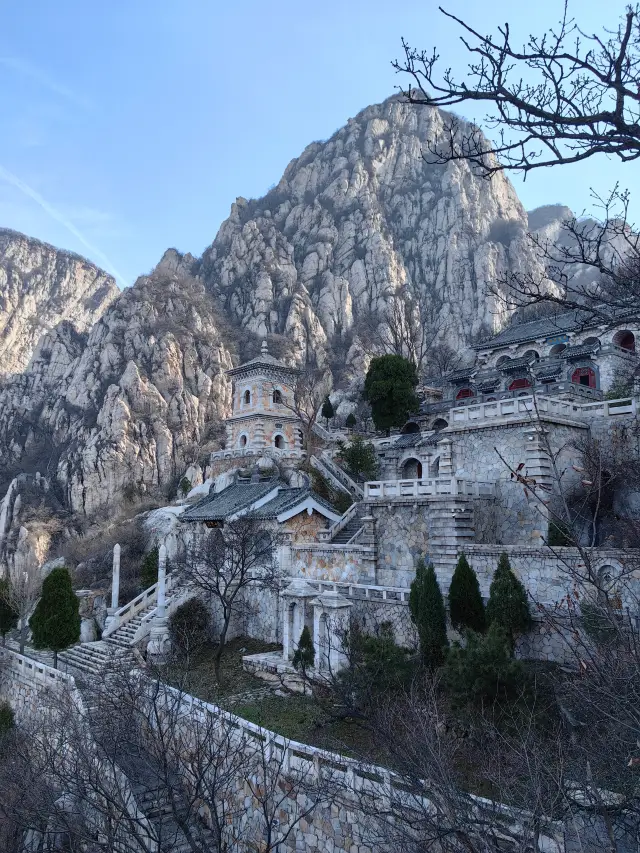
[58,641,131,677]
[331,517,364,544]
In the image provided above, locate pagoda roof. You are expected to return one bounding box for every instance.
[227,340,298,377]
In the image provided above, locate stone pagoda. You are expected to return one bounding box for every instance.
[224,340,303,456]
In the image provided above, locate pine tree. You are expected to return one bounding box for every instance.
[292,625,315,672]
[345,412,357,429]
[29,567,80,668]
[448,553,486,635]
[0,578,18,647]
[409,558,448,669]
[321,396,335,428]
[486,552,532,649]
[141,546,159,590]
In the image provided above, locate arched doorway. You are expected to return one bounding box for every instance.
[613,330,635,352]
[401,421,420,434]
[432,418,448,431]
[455,387,475,400]
[401,458,423,479]
[508,377,532,391]
[571,367,597,389]
[549,343,567,357]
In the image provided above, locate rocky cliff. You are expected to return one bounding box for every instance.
[0,229,119,375]
[0,95,564,566]
[200,95,548,377]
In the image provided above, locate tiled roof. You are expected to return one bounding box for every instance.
[499,356,535,372]
[181,480,278,521]
[475,309,597,350]
[532,360,563,379]
[445,367,475,382]
[562,343,600,359]
[394,433,422,449]
[181,479,337,522]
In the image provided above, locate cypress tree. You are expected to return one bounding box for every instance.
[292,625,315,672]
[448,553,486,635]
[321,396,335,428]
[409,558,448,669]
[0,579,18,647]
[345,412,357,429]
[486,552,532,649]
[29,567,80,668]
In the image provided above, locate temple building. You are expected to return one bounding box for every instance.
[223,340,303,457]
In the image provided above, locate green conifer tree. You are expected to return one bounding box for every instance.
[409,558,448,669]
[0,578,18,647]
[486,552,532,650]
[345,412,357,429]
[141,546,159,590]
[321,396,335,428]
[29,567,80,668]
[292,625,315,672]
[448,553,486,635]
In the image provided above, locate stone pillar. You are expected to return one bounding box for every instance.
[104,544,121,632]
[225,421,234,448]
[148,544,171,664]
[254,419,266,450]
[311,591,353,675]
[359,516,378,584]
[436,437,454,477]
[524,426,553,544]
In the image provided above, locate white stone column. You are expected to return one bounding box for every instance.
[311,591,353,675]
[148,544,171,664]
[104,544,121,632]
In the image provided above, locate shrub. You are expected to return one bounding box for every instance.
[449,553,486,635]
[409,559,448,669]
[321,396,335,427]
[0,579,18,646]
[443,623,529,707]
[345,412,357,429]
[179,476,192,497]
[141,546,159,590]
[292,625,315,672]
[169,597,210,657]
[29,567,81,668]
[338,622,413,708]
[337,435,379,481]
[547,519,573,546]
[486,553,532,648]
[580,599,619,647]
[0,702,14,738]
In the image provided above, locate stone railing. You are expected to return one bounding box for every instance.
[317,501,361,543]
[450,394,636,426]
[364,477,494,499]
[210,447,306,462]
[316,451,364,498]
[102,574,176,638]
[305,579,411,604]
[131,583,195,644]
[578,397,637,417]
[0,647,87,717]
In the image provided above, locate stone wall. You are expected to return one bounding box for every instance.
[293,543,377,584]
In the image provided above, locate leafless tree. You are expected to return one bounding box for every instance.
[271,367,331,451]
[178,516,280,683]
[393,5,640,327]
[0,660,333,853]
[0,561,42,655]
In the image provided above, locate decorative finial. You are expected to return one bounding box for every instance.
[261,339,268,357]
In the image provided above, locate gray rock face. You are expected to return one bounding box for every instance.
[0,95,563,558]
[0,228,119,375]
[201,96,547,373]
[0,273,234,517]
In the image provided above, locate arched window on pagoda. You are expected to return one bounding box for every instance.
[613,330,636,352]
[243,389,251,406]
[455,387,475,401]
[508,377,532,391]
[273,389,283,404]
[571,367,597,389]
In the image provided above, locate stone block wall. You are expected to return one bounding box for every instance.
[293,544,377,584]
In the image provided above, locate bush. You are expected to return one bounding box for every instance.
[179,476,192,497]
[169,597,210,657]
[448,553,486,635]
[321,396,335,427]
[486,553,532,648]
[580,599,619,647]
[337,435,379,481]
[443,623,529,707]
[141,546,159,590]
[292,625,315,672]
[29,567,81,668]
[409,559,448,669]
[0,702,14,738]
[338,622,413,708]
[547,519,573,546]
[345,412,357,429]
[0,579,18,646]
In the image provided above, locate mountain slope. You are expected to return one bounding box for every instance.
[0,228,119,374]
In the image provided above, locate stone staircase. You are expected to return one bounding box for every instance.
[311,451,364,499]
[103,602,157,650]
[58,640,132,677]
[331,512,365,544]
[133,783,218,852]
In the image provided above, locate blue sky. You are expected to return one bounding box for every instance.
[1,1,636,287]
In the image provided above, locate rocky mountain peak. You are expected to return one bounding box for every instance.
[0,228,119,375]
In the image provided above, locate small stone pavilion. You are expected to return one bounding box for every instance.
[223,340,303,456]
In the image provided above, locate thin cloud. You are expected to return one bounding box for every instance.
[0,56,96,114]
[0,164,127,286]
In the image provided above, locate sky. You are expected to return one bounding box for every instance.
[0,1,637,288]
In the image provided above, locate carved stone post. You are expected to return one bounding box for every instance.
[436,437,454,477]
[104,544,121,632]
[148,544,171,664]
[311,590,353,675]
[524,425,553,544]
